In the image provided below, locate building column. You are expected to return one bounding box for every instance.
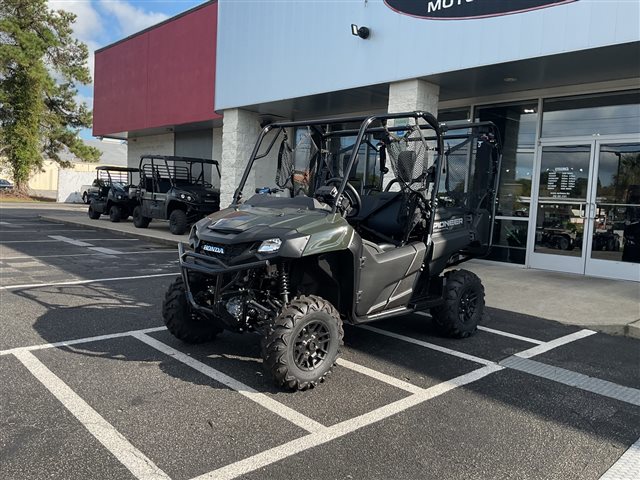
[388,79,440,114]
[220,108,261,208]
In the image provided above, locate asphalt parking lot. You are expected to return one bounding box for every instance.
[1,206,639,480]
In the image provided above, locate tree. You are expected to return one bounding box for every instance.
[0,0,100,192]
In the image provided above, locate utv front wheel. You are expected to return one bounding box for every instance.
[162,276,223,344]
[109,205,122,223]
[88,204,101,219]
[263,295,343,391]
[169,209,188,235]
[431,269,484,338]
[132,206,151,228]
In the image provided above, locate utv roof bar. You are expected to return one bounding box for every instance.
[138,155,220,166]
[95,166,140,172]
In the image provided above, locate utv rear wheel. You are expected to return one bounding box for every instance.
[87,204,101,219]
[263,295,343,391]
[169,209,188,235]
[132,206,151,228]
[109,205,122,223]
[431,269,484,338]
[162,276,223,344]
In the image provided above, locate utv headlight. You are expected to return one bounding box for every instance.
[187,195,193,202]
[117,194,123,199]
[180,193,186,199]
[257,238,282,254]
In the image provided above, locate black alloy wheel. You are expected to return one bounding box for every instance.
[293,320,331,371]
[430,269,485,338]
[263,295,343,391]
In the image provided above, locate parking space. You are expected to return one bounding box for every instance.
[1,206,639,479]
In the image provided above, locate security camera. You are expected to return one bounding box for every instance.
[351,24,370,39]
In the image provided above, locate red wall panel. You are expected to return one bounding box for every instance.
[93,2,220,137]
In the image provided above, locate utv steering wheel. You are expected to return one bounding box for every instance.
[324,177,362,217]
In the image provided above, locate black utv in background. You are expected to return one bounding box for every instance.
[131,155,221,235]
[162,111,502,391]
[87,166,140,222]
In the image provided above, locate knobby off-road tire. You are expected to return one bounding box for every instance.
[263,295,343,391]
[87,204,101,219]
[431,269,485,339]
[162,276,223,344]
[109,205,122,223]
[169,209,188,235]
[132,206,151,228]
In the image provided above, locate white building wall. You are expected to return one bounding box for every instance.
[212,127,222,188]
[216,0,640,110]
[127,133,175,168]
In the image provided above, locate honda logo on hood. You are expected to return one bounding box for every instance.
[384,0,576,20]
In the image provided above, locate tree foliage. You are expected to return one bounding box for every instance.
[0,0,100,191]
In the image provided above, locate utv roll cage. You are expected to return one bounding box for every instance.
[139,155,221,190]
[232,111,501,248]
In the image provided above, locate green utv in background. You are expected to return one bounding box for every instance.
[163,111,502,390]
[87,166,140,222]
[132,155,221,235]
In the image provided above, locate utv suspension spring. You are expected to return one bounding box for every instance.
[279,266,290,304]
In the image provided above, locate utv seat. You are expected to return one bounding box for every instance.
[353,192,406,242]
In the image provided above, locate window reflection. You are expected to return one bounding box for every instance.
[592,143,640,264]
[477,101,537,217]
[542,90,640,137]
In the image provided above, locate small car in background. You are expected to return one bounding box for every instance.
[0,179,14,190]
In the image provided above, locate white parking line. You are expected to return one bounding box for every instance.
[477,326,545,345]
[600,436,640,480]
[47,235,94,246]
[14,350,171,480]
[192,364,503,480]
[88,247,123,255]
[0,238,139,243]
[1,229,97,233]
[1,250,176,260]
[359,325,496,366]
[0,272,177,291]
[415,311,545,345]
[133,332,327,434]
[336,358,424,394]
[0,326,167,356]
[515,329,596,359]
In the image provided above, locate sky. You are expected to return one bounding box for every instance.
[47,0,205,139]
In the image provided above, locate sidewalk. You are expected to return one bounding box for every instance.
[39,208,640,338]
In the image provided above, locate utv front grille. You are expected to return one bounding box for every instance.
[197,242,256,264]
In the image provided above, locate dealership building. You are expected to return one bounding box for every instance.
[93,0,640,281]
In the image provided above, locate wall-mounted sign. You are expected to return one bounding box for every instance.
[384,0,577,20]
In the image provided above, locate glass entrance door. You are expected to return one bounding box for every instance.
[530,143,593,274]
[585,141,640,281]
[529,139,640,280]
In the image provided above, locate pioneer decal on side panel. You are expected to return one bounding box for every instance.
[433,216,464,233]
[384,0,577,20]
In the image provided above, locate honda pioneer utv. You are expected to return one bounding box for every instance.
[162,111,501,390]
[87,166,140,222]
[132,155,221,235]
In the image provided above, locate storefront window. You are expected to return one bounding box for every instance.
[542,90,640,138]
[477,101,538,264]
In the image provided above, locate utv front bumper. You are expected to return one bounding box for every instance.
[177,242,270,315]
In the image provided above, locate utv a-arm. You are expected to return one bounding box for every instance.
[163,111,501,390]
[132,155,221,235]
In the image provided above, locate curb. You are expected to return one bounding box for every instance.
[39,215,182,248]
